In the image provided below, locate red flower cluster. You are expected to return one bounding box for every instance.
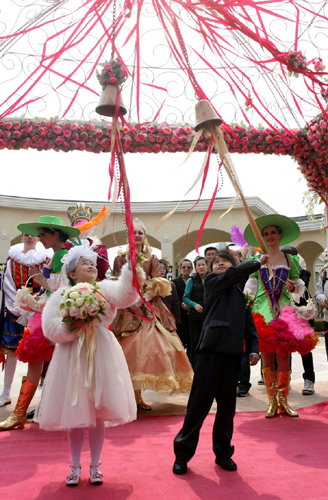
[252,310,319,356]
[1,117,328,197]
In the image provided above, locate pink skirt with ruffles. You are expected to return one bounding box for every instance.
[16,312,54,363]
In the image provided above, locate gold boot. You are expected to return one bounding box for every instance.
[135,389,151,411]
[277,371,298,417]
[0,376,38,430]
[262,367,278,418]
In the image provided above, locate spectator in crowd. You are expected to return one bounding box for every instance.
[173,259,193,357]
[204,247,217,271]
[158,259,181,327]
[183,256,207,368]
[282,246,315,396]
[315,260,328,363]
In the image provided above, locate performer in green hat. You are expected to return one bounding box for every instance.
[0,217,80,431]
[243,214,316,419]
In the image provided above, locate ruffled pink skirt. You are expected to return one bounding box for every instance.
[16,312,54,363]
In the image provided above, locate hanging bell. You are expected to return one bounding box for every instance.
[194,99,222,132]
[95,84,127,117]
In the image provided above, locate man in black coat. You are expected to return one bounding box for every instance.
[173,251,267,475]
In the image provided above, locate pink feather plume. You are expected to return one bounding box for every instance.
[230,225,248,247]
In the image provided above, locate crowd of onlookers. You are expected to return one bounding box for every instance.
[163,242,328,400]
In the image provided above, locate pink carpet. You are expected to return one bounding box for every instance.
[1,402,328,500]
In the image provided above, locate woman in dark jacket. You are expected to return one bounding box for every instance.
[183,256,207,368]
[158,259,181,327]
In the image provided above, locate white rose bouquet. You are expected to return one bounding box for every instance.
[59,282,106,329]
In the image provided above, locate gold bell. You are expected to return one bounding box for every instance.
[96,84,127,117]
[194,99,222,132]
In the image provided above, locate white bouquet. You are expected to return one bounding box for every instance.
[59,282,106,328]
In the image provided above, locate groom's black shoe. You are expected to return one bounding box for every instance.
[215,457,237,471]
[173,460,188,475]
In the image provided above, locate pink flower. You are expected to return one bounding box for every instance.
[314,59,323,72]
[13,121,21,130]
[106,124,111,131]
[122,126,130,134]
[156,135,163,143]
[53,126,62,135]
[23,138,33,147]
[162,126,172,135]
[171,135,179,144]
[3,131,11,140]
[232,139,241,148]
[109,77,118,85]
[146,146,153,153]
[185,126,192,134]
[148,134,156,143]
[178,134,187,143]
[71,141,79,149]
[38,127,48,137]
[265,136,273,144]
[55,136,64,145]
[258,145,266,151]
[70,122,79,131]
[0,139,6,149]
[104,64,112,71]
[85,123,95,132]
[245,93,252,107]
[6,122,13,130]
[241,137,249,147]
[148,126,156,134]
[79,141,86,150]
[234,125,241,132]
[124,136,133,147]
[153,144,161,153]
[137,133,146,142]
[175,144,183,152]
[161,144,169,152]
[139,145,147,153]
[176,126,185,134]
[96,129,103,138]
[63,129,72,138]
[13,131,21,139]
[100,138,109,148]
[80,132,88,141]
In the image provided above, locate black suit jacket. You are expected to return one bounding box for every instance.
[197,261,261,355]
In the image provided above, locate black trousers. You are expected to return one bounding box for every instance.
[238,352,251,391]
[174,350,242,463]
[188,320,203,369]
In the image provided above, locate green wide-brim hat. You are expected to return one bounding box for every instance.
[244,214,300,248]
[17,215,80,238]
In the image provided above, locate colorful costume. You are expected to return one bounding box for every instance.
[34,263,137,430]
[16,248,68,363]
[243,213,318,418]
[111,253,193,395]
[1,247,48,357]
[245,254,318,357]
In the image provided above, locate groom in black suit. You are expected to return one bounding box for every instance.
[173,251,267,475]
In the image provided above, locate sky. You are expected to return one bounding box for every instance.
[0,146,317,217]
